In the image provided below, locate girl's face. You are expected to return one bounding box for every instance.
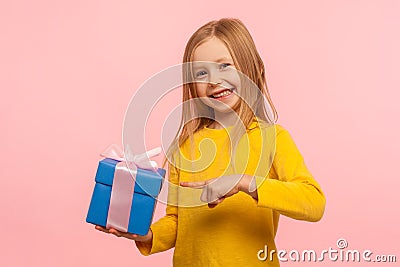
[192,37,241,113]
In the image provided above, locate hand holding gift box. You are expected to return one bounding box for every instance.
[86,144,166,236]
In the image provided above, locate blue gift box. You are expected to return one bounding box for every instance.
[86,158,166,235]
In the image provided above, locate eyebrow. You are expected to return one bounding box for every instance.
[215,57,232,63]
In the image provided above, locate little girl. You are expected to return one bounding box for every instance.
[96,18,326,266]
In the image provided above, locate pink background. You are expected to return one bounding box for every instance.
[1,0,399,266]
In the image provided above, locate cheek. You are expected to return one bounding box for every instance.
[195,83,208,97]
[224,69,241,88]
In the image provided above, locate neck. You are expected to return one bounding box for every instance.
[209,110,239,129]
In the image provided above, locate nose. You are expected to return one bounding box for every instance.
[208,80,222,88]
[208,70,223,86]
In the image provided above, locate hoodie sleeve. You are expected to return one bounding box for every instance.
[255,125,326,222]
[135,163,179,255]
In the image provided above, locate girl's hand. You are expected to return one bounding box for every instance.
[180,174,258,208]
[95,225,153,243]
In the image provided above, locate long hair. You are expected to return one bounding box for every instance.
[164,18,278,173]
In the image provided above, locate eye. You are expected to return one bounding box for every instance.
[195,70,207,78]
[220,63,231,69]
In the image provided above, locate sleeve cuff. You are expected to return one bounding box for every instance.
[134,226,155,256]
[254,176,277,208]
[135,240,152,256]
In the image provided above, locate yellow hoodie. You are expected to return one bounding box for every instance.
[135,123,326,266]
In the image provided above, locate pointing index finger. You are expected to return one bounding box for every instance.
[180,181,207,188]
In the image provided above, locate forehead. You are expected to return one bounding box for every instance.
[193,37,233,62]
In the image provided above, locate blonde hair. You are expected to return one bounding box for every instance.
[164,18,278,172]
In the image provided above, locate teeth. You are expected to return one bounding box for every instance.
[213,89,232,98]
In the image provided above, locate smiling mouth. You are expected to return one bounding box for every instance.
[209,88,236,99]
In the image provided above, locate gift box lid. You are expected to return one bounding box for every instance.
[95,158,166,197]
